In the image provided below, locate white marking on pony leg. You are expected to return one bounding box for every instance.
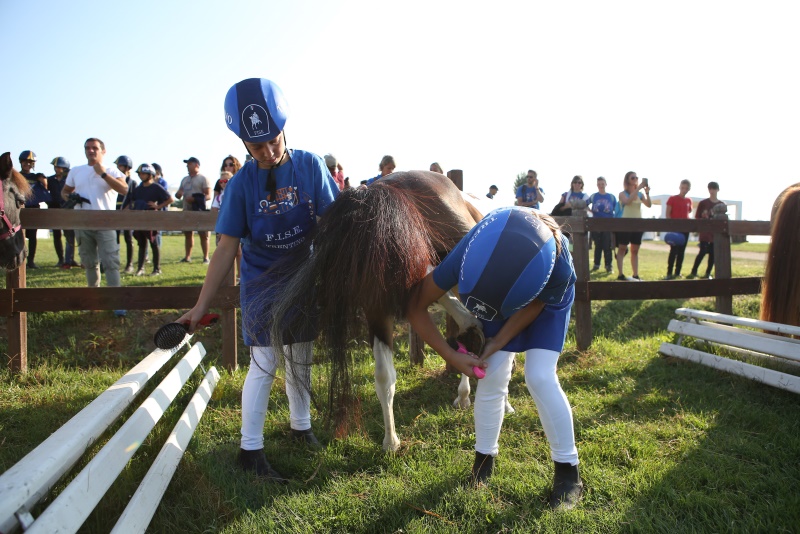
[373,337,401,452]
[436,290,481,332]
[453,372,472,409]
[505,354,516,413]
[504,395,515,414]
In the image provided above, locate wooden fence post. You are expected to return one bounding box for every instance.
[571,204,592,350]
[7,265,27,373]
[221,264,238,371]
[713,205,733,315]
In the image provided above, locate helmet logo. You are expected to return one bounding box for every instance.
[465,297,497,320]
[226,113,233,125]
[242,104,270,138]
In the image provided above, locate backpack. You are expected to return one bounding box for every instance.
[614,191,628,218]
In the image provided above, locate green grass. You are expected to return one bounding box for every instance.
[2,242,798,533]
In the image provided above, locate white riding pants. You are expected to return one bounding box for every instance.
[240,342,313,451]
[474,348,579,465]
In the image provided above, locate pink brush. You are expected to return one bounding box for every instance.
[455,341,486,379]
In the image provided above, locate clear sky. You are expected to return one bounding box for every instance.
[2,0,798,219]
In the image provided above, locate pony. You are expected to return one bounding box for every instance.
[0,152,30,271]
[258,170,509,451]
[761,184,800,329]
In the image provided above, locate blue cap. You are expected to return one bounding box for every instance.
[114,155,133,168]
[459,207,557,321]
[50,156,70,169]
[19,150,36,162]
[136,163,155,176]
[224,78,288,142]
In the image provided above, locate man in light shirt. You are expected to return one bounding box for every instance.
[61,138,129,316]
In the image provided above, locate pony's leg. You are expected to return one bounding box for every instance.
[371,322,401,452]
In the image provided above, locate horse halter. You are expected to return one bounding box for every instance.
[0,184,21,241]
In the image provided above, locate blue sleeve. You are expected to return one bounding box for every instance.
[215,170,249,238]
[307,153,338,216]
[537,235,576,306]
[432,234,469,291]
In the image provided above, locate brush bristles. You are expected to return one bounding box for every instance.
[154,323,189,350]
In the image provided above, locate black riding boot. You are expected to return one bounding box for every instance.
[469,452,495,486]
[549,461,583,509]
[237,448,288,483]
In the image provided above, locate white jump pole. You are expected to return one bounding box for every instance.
[660,343,800,395]
[26,343,207,534]
[111,366,220,534]
[675,307,800,337]
[0,345,184,534]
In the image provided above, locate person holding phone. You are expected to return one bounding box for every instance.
[615,171,651,280]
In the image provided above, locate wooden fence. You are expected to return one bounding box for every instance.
[2,202,771,373]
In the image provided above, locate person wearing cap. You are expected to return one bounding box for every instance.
[175,156,211,263]
[61,138,129,317]
[406,206,583,509]
[324,154,345,191]
[688,181,725,279]
[177,78,339,482]
[114,155,137,273]
[47,156,79,268]
[486,184,498,199]
[18,150,50,269]
[129,163,173,276]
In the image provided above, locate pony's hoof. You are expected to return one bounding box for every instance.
[453,396,471,410]
[383,434,401,452]
[504,400,515,414]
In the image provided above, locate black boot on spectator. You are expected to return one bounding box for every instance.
[237,448,288,483]
[549,461,584,510]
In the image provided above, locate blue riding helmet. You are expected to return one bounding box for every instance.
[50,156,70,169]
[224,78,289,142]
[136,163,156,176]
[459,207,558,321]
[19,150,36,162]
[114,155,133,168]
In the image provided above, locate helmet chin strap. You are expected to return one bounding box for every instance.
[242,132,289,200]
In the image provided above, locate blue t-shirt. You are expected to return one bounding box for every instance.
[515,184,544,209]
[216,150,338,269]
[130,182,170,210]
[588,192,617,218]
[366,173,383,185]
[432,209,575,351]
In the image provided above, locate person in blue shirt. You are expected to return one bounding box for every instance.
[129,163,173,276]
[178,78,339,482]
[515,169,544,210]
[406,206,583,509]
[365,155,396,185]
[587,176,617,273]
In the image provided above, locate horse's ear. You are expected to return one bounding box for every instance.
[0,152,12,178]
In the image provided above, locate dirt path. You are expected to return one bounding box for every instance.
[639,242,767,261]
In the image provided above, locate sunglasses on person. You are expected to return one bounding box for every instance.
[224,162,235,167]
[220,179,229,184]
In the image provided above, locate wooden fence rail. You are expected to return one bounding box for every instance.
[3,207,772,373]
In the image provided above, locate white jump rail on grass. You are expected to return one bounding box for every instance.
[659,307,800,395]
[24,342,212,534]
[0,340,187,534]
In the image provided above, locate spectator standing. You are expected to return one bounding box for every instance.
[587,176,616,273]
[324,154,345,190]
[175,157,211,263]
[47,156,77,268]
[687,181,724,279]
[664,180,693,279]
[558,176,590,210]
[61,138,129,316]
[151,163,169,250]
[114,155,137,273]
[19,150,50,269]
[365,155,396,185]
[486,184,498,199]
[615,171,651,280]
[129,163,173,276]
[516,170,544,210]
[221,155,242,176]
